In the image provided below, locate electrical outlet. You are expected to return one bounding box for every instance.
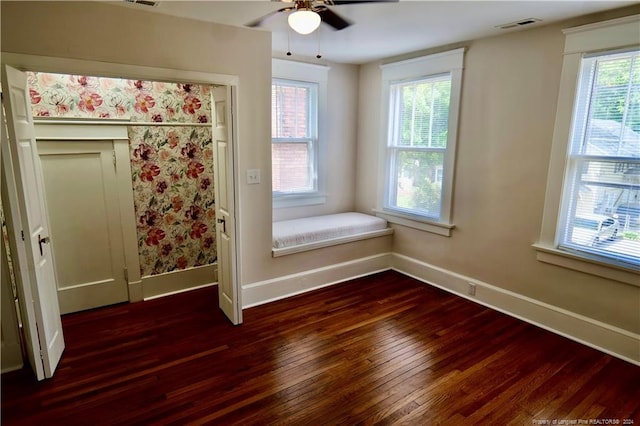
[467,282,477,296]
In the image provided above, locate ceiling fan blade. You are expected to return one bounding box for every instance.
[246,7,293,27]
[329,0,398,4]
[315,6,352,30]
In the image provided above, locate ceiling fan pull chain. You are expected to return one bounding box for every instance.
[316,27,322,59]
[286,26,292,56]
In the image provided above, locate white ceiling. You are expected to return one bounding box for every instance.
[118,0,636,64]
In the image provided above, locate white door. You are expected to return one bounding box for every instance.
[1,65,64,379]
[212,85,241,325]
[1,118,24,374]
[1,105,44,379]
[37,140,129,314]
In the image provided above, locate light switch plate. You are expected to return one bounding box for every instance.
[246,169,260,185]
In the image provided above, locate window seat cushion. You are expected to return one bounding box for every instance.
[272,212,392,257]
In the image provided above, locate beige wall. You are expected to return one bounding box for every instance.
[0,1,374,288]
[0,0,274,285]
[356,8,640,334]
[3,2,637,337]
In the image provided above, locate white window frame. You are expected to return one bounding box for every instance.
[535,15,640,287]
[272,59,328,209]
[376,48,465,237]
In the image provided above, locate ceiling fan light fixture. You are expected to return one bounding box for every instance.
[288,9,321,35]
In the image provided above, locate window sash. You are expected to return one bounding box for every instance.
[557,48,640,269]
[386,147,446,219]
[271,79,319,195]
[272,139,316,194]
[385,74,452,220]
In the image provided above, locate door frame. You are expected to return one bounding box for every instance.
[1,53,243,320]
[34,124,141,307]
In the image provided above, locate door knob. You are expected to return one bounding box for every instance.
[38,234,50,256]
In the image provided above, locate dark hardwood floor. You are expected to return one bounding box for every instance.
[2,270,639,425]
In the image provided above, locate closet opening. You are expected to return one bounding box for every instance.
[1,56,241,379]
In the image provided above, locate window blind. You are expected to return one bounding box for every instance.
[387,74,452,219]
[560,49,640,268]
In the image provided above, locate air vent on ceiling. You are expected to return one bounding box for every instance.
[124,0,159,7]
[496,18,542,30]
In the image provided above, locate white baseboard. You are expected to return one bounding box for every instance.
[242,253,392,308]
[391,253,640,366]
[142,263,217,300]
[128,280,143,303]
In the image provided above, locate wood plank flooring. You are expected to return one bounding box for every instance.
[2,270,639,425]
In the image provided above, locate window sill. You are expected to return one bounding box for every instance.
[273,194,326,209]
[374,209,454,237]
[533,243,639,287]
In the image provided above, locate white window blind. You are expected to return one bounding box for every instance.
[386,74,452,219]
[271,78,318,194]
[559,49,640,268]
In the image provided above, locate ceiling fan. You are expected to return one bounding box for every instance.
[247,0,398,35]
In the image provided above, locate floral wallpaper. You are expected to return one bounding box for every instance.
[129,126,216,276]
[27,72,212,124]
[28,72,216,277]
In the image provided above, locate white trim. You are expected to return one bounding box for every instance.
[538,15,640,277]
[3,51,242,315]
[144,282,216,301]
[242,253,391,308]
[379,48,465,230]
[142,263,218,300]
[271,59,329,206]
[273,194,327,209]
[391,253,640,365]
[2,52,238,85]
[272,59,330,79]
[34,123,129,140]
[380,48,465,77]
[272,228,393,257]
[127,280,143,302]
[533,244,639,287]
[35,119,210,128]
[113,139,144,302]
[374,209,454,237]
[33,124,144,303]
[563,15,640,54]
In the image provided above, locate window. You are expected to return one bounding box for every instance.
[271,59,328,208]
[386,74,452,219]
[377,49,465,236]
[272,79,318,194]
[536,15,640,285]
[559,50,639,268]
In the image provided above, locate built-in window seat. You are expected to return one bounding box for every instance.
[272,212,393,257]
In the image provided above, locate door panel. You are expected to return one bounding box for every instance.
[2,64,64,379]
[38,141,128,314]
[213,86,241,325]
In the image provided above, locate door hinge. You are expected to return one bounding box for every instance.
[21,230,25,241]
[112,150,117,168]
[39,349,44,360]
[124,267,128,282]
